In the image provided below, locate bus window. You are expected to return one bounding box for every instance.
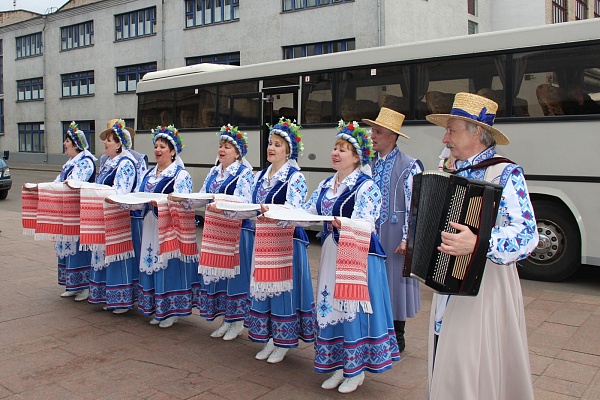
[175,88,200,129]
[302,73,333,124]
[137,91,174,130]
[513,44,600,117]
[219,81,260,127]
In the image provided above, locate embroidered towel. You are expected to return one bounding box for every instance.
[334,217,372,314]
[156,198,199,263]
[250,219,295,299]
[21,185,38,235]
[103,201,135,263]
[35,182,72,241]
[79,185,115,251]
[198,209,242,281]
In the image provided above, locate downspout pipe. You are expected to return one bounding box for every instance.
[42,14,48,163]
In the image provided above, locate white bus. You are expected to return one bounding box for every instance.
[135,18,600,282]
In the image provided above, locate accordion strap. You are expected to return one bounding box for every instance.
[452,157,514,174]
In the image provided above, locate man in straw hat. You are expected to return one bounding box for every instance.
[363,107,423,353]
[425,92,538,400]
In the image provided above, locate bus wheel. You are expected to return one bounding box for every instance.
[517,200,581,282]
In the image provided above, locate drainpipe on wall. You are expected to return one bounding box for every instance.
[42,14,48,163]
[377,0,381,46]
[161,0,165,69]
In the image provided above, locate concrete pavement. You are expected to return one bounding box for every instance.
[1,207,600,399]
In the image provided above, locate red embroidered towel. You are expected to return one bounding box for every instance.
[36,182,71,241]
[21,185,38,235]
[104,201,134,263]
[250,219,295,299]
[79,185,115,251]
[199,209,242,279]
[156,198,199,263]
[334,217,372,314]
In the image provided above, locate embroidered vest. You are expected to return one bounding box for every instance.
[205,164,248,195]
[60,155,97,183]
[97,157,137,189]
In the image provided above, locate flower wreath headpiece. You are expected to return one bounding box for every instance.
[218,124,248,157]
[267,117,304,160]
[152,125,184,154]
[66,121,89,151]
[336,120,373,166]
[111,119,132,150]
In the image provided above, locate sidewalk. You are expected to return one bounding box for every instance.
[1,210,600,399]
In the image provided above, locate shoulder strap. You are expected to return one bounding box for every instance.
[452,156,514,174]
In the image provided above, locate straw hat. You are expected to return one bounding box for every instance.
[99,119,135,141]
[362,107,409,139]
[426,92,510,145]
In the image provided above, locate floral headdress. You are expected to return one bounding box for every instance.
[267,117,304,160]
[110,119,132,150]
[152,125,184,154]
[336,120,373,167]
[66,121,89,151]
[218,124,248,157]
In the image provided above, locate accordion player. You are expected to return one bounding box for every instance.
[403,170,503,295]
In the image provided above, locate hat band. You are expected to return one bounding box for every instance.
[450,106,495,126]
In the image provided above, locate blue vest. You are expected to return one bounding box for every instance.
[96,157,136,189]
[205,164,248,196]
[60,155,96,183]
[133,166,184,218]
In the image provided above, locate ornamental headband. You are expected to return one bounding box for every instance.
[100,118,135,150]
[425,92,510,145]
[218,124,248,157]
[336,120,373,167]
[66,121,89,151]
[152,125,184,154]
[267,117,303,160]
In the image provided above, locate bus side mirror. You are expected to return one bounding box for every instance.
[2,150,8,160]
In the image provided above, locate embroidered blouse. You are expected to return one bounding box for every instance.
[96,151,137,195]
[55,150,96,183]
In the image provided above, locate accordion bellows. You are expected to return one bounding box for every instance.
[404,170,503,296]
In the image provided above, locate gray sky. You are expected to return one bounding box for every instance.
[1,0,69,14]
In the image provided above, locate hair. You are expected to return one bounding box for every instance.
[465,121,496,147]
[106,131,123,153]
[156,137,175,153]
[66,135,82,153]
[270,134,291,158]
[219,139,242,160]
[335,138,360,169]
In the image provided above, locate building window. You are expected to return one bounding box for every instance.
[185,0,239,28]
[186,52,241,66]
[595,0,600,16]
[576,0,588,19]
[116,62,157,93]
[283,39,355,59]
[283,0,351,12]
[16,32,43,59]
[115,7,156,41]
[468,20,478,34]
[60,21,94,51]
[468,0,477,15]
[62,120,95,154]
[61,71,95,97]
[0,39,3,95]
[18,122,45,153]
[17,78,44,101]
[552,0,567,23]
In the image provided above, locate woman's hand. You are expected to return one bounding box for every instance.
[206,202,224,214]
[331,216,342,229]
[257,204,276,223]
[168,193,184,202]
[394,241,407,255]
[150,200,158,208]
[104,197,117,204]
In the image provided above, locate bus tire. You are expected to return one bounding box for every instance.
[517,200,581,282]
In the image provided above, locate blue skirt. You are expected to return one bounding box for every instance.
[57,241,91,292]
[196,229,253,322]
[244,238,316,347]
[314,244,400,377]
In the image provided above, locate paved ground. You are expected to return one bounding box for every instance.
[1,165,600,399]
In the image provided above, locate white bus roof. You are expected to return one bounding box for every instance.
[137,18,600,94]
[141,63,238,82]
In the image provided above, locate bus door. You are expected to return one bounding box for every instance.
[261,85,299,169]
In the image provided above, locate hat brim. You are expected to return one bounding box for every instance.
[99,127,135,141]
[425,114,510,145]
[362,119,410,139]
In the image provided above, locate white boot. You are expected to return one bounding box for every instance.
[267,346,288,364]
[338,372,365,394]
[223,320,244,341]
[112,308,129,314]
[149,317,160,325]
[255,339,275,360]
[210,321,231,338]
[74,289,89,302]
[61,290,78,298]
[321,370,345,390]
[159,316,179,328]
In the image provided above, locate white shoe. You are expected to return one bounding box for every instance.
[74,289,89,302]
[267,346,288,364]
[210,322,231,338]
[159,316,179,328]
[149,317,160,325]
[338,372,365,394]
[321,370,345,390]
[222,321,244,341]
[255,339,276,360]
[112,308,129,314]
[61,291,78,298]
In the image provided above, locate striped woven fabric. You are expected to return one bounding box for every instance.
[79,185,115,251]
[21,186,38,235]
[103,201,134,264]
[156,198,199,263]
[198,209,241,280]
[35,182,80,242]
[250,219,295,298]
[334,217,372,314]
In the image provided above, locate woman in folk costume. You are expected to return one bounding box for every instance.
[300,121,400,394]
[135,126,194,328]
[88,119,140,313]
[190,124,254,341]
[244,118,316,364]
[56,122,97,302]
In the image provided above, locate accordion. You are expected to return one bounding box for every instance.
[403,170,503,296]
